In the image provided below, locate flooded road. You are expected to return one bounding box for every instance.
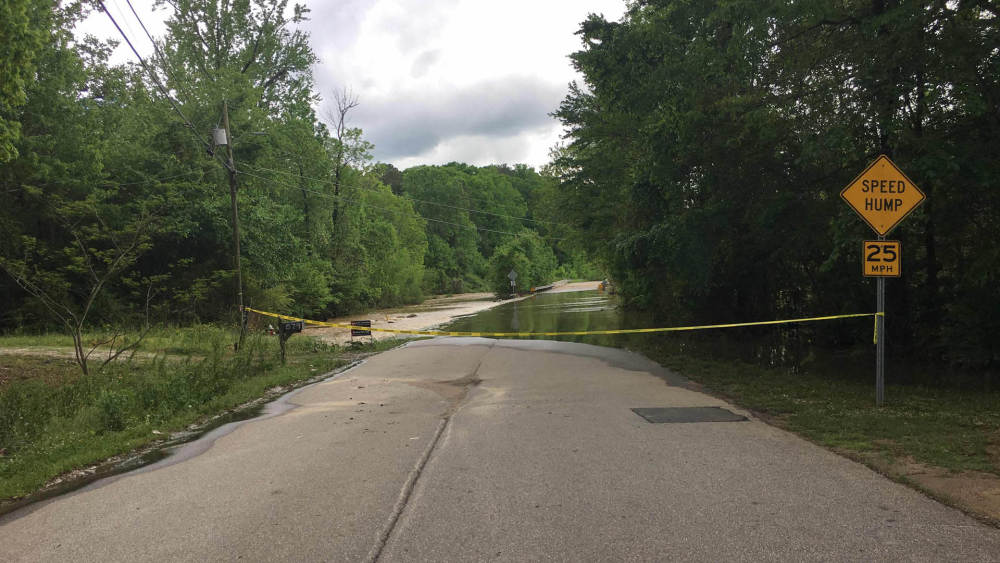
[444,286,878,379]
[5,330,999,561]
[444,289,650,347]
[4,289,999,561]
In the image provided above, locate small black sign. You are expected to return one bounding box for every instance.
[351,320,372,337]
[280,321,304,334]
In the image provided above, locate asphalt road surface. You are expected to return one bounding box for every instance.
[2,338,999,561]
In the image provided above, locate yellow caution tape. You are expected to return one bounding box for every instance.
[246,307,881,340]
[873,311,885,344]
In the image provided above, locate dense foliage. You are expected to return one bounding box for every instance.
[0,2,576,337]
[553,0,1000,373]
[487,231,558,297]
[397,162,561,294]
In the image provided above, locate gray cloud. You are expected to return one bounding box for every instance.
[410,49,441,78]
[375,0,461,52]
[301,0,374,52]
[346,76,565,162]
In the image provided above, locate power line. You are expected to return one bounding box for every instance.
[122,0,203,111]
[236,168,565,241]
[241,163,564,226]
[5,170,206,195]
[98,1,222,167]
[238,168,528,237]
[99,2,563,242]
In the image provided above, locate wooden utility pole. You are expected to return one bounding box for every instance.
[222,100,246,350]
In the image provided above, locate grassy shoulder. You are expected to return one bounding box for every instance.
[633,342,1000,523]
[644,351,1000,475]
[0,328,405,502]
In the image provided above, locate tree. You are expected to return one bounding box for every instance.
[554,0,1000,374]
[488,231,557,297]
[0,0,52,162]
[1,202,156,375]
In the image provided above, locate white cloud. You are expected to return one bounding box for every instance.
[75,0,628,168]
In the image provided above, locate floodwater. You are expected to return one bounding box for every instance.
[443,289,654,348]
[442,288,877,377]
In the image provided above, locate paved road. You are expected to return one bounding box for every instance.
[2,338,999,561]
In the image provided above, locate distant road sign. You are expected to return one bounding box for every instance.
[841,155,925,235]
[508,269,517,281]
[863,241,901,277]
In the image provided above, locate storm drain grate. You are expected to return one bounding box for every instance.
[631,407,747,423]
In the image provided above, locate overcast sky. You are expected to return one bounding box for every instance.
[77,0,626,169]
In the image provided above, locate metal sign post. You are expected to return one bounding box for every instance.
[863,239,898,407]
[875,236,886,407]
[841,155,925,407]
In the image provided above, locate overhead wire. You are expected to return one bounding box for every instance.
[100,2,563,241]
[97,1,224,169]
[18,169,206,190]
[122,0,203,110]
[235,168,565,241]
[255,147,564,224]
[241,163,564,227]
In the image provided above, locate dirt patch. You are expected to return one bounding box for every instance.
[848,451,1000,526]
[988,436,1000,467]
[0,348,80,361]
[0,354,80,386]
[547,280,601,294]
[301,281,597,346]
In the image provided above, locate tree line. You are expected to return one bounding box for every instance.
[552,0,1000,375]
[0,1,591,338]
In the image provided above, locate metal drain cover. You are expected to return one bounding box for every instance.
[631,407,747,423]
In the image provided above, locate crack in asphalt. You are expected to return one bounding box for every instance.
[366,340,495,563]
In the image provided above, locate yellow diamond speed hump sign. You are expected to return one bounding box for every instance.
[841,155,925,235]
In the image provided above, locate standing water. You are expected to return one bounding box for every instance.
[442,289,653,348]
[441,287,877,377]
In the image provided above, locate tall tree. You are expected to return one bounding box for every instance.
[554,0,1000,373]
[0,0,53,162]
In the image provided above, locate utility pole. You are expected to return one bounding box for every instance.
[221,100,246,351]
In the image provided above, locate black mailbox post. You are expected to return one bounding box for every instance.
[278,320,304,363]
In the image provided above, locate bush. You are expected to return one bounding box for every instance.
[488,231,558,297]
[97,389,132,433]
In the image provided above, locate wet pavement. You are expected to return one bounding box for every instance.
[2,336,1000,561]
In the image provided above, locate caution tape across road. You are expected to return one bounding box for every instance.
[246,307,884,343]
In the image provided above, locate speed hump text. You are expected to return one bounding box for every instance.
[841,155,925,235]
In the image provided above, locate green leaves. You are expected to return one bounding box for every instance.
[555,0,1000,371]
[488,231,558,297]
[0,0,53,162]
[0,0,579,340]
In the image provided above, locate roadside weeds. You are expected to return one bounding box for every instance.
[0,330,407,509]
[646,350,1000,527]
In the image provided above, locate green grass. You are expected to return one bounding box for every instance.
[0,324,246,357]
[642,349,1000,474]
[0,329,406,501]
